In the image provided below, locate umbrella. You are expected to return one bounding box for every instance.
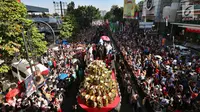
[101,36,110,41]
[72,58,79,64]
[155,55,162,60]
[52,46,59,51]
[62,40,68,45]
[6,88,20,98]
[59,73,69,80]
[76,47,84,50]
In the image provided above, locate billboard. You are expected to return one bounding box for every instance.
[123,0,136,19]
[139,22,153,29]
[25,75,36,97]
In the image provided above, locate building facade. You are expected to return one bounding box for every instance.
[171,0,200,46]
[142,0,173,22]
[142,0,200,47]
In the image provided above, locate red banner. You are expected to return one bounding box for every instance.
[186,28,200,33]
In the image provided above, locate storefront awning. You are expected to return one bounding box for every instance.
[185,27,200,33]
[171,23,200,28]
[171,23,200,33]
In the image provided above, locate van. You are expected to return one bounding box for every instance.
[11,59,49,82]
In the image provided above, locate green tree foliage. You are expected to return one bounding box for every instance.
[72,5,101,29]
[60,14,79,39]
[104,11,112,20]
[67,1,75,14]
[77,6,100,28]
[104,5,123,22]
[53,13,59,17]
[61,2,101,39]
[0,0,47,73]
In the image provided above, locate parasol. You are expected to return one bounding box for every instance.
[101,36,110,41]
[155,55,162,60]
[52,46,59,51]
[77,47,84,50]
[62,39,69,45]
[72,58,79,64]
[6,88,20,99]
[59,73,69,80]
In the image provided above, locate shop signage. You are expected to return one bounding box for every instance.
[25,75,36,97]
[146,0,153,11]
[182,3,194,19]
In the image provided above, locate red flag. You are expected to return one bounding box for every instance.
[17,0,21,3]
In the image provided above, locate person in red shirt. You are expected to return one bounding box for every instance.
[196,66,200,74]
[53,59,57,69]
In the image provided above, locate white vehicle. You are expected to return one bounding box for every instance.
[11,59,49,82]
[174,45,191,56]
[169,45,191,56]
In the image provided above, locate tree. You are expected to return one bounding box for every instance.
[71,5,101,29]
[53,13,59,17]
[60,14,79,39]
[104,11,112,20]
[104,5,123,22]
[67,1,75,14]
[0,0,47,73]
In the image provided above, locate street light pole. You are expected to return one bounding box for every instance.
[33,20,56,44]
[21,23,34,76]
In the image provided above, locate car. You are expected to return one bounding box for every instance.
[169,45,191,56]
[11,59,49,82]
[175,45,191,56]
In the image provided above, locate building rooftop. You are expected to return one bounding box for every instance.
[26,5,49,13]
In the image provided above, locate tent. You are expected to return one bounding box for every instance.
[62,39,69,45]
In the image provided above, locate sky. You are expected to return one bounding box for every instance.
[21,0,142,14]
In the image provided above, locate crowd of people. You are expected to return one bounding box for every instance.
[0,26,100,112]
[0,42,86,112]
[2,22,200,112]
[113,26,200,112]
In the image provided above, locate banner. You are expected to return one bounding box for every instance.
[25,75,36,97]
[123,0,136,19]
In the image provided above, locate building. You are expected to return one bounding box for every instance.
[171,0,200,47]
[26,5,49,13]
[142,0,200,48]
[25,5,61,42]
[142,0,173,22]
[142,0,176,34]
[100,10,107,17]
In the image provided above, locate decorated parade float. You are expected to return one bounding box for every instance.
[77,60,120,112]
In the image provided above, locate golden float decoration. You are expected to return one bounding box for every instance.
[79,60,118,108]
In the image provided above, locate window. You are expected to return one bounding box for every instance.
[19,71,27,79]
[12,66,18,73]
